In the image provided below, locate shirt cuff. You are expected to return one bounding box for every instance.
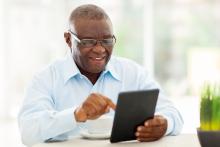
[162,115,174,135]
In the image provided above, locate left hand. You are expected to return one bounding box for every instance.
[135,115,167,142]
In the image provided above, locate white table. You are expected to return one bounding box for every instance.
[33,134,201,147]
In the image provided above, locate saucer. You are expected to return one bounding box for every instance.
[80,130,111,139]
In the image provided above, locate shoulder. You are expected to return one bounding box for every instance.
[110,56,142,68]
[108,56,150,82]
[109,56,146,73]
[32,56,66,83]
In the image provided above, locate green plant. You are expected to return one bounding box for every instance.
[200,83,220,131]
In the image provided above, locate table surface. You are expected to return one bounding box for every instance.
[33,134,201,147]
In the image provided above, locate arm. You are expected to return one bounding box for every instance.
[18,73,76,146]
[136,69,183,141]
[18,73,116,146]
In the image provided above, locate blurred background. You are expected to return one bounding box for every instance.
[0,0,220,146]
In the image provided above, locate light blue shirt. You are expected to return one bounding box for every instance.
[18,53,183,146]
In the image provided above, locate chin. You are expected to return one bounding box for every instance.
[88,63,107,73]
[86,57,109,73]
[90,67,105,73]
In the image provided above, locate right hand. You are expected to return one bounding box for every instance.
[74,93,116,122]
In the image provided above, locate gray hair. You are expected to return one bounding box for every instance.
[69,4,110,24]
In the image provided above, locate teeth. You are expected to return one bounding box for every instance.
[95,57,102,60]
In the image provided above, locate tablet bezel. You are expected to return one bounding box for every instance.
[110,89,159,143]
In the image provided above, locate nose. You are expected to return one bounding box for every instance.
[92,41,106,54]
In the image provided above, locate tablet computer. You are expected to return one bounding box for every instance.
[110,89,159,143]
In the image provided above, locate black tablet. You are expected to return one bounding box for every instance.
[110,89,159,143]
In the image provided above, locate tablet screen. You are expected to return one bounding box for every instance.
[110,89,159,143]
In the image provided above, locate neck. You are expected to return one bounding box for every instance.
[77,66,101,85]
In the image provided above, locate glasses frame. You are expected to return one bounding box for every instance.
[68,30,116,48]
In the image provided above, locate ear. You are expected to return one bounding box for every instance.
[64,32,72,48]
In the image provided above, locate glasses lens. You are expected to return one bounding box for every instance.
[80,39,97,47]
[101,38,115,47]
[78,37,116,48]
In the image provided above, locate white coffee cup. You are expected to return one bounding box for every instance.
[81,115,113,134]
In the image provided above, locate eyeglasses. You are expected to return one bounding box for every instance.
[68,30,116,48]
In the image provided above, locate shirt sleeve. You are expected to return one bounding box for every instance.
[18,70,77,146]
[138,68,184,136]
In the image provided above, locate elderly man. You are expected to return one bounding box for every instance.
[18,4,183,146]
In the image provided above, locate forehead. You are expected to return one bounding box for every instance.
[73,19,113,38]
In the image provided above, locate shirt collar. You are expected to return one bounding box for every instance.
[63,54,121,84]
[63,53,80,84]
[104,58,121,81]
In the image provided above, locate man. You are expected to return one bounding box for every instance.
[18,4,183,146]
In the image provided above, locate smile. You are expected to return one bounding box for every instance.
[95,57,104,60]
[90,56,106,61]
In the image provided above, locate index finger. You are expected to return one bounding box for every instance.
[105,98,116,110]
[97,93,116,110]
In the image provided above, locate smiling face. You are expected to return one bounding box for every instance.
[70,18,114,74]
